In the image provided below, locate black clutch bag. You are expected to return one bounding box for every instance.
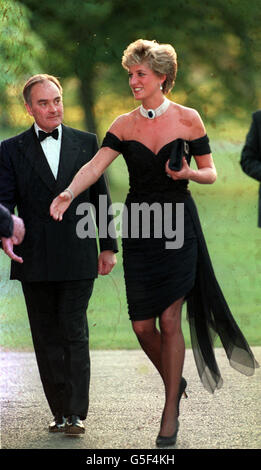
[168,139,190,171]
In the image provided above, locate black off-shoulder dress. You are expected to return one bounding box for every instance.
[101,131,258,393]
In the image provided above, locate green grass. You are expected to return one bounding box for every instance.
[1,124,261,350]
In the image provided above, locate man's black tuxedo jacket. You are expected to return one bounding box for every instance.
[241,110,261,227]
[0,124,118,281]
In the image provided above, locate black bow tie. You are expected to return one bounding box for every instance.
[38,128,59,142]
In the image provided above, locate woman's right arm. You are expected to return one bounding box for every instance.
[50,146,119,221]
[69,146,119,200]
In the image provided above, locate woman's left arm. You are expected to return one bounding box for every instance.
[166,155,217,184]
[165,109,217,184]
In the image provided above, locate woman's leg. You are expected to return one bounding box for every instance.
[132,317,163,377]
[158,297,185,436]
[132,297,185,437]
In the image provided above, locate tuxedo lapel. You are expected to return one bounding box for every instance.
[56,125,81,193]
[19,126,57,192]
[19,125,81,195]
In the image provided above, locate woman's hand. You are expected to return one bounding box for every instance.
[166,154,217,184]
[50,190,72,221]
[165,157,192,180]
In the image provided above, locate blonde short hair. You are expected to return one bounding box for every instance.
[23,74,63,105]
[122,39,177,94]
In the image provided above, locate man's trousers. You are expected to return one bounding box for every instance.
[22,279,94,420]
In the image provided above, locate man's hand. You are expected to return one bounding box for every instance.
[11,214,25,245]
[1,237,23,263]
[98,250,117,275]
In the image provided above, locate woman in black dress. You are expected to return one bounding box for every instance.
[50,39,258,447]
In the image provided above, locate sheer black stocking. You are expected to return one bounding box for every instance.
[132,297,184,437]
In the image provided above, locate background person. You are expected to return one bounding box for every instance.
[240,110,261,227]
[0,204,25,244]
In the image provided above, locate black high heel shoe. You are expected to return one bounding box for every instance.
[155,377,188,448]
[156,419,179,448]
[177,377,188,417]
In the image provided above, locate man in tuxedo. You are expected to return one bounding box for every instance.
[240,110,261,227]
[0,204,25,243]
[0,74,118,435]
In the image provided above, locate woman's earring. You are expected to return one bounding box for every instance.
[160,84,163,91]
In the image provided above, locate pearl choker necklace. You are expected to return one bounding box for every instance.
[140,97,170,119]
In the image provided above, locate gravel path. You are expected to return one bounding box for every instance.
[1,347,260,454]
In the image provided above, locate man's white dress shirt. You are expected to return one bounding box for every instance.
[34,123,62,179]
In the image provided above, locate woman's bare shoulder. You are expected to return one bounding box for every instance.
[170,102,206,139]
[170,101,201,118]
[108,109,138,139]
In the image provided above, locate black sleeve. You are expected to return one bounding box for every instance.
[240,113,261,182]
[189,134,211,156]
[101,132,123,153]
[0,140,17,212]
[0,204,13,238]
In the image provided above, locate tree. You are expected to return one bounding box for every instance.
[16,0,261,133]
[0,0,44,127]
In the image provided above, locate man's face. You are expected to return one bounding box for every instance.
[25,80,64,132]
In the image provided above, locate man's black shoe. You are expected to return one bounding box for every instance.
[65,415,85,435]
[49,415,66,432]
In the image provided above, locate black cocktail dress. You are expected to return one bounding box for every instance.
[101,131,258,393]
